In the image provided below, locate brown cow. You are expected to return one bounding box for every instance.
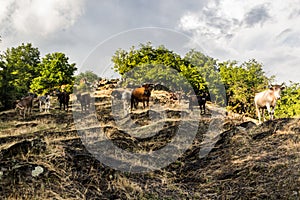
[131,83,154,110]
[15,94,36,118]
[254,84,285,123]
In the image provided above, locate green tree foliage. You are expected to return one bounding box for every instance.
[74,70,100,93]
[184,49,226,105]
[111,42,300,119]
[276,82,300,118]
[219,59,270,115]
[112,42,208,94]
[0,43,40,109]
[112,42,183,74]
[0,43,76,110]
[74,70,100,85]
[30,52,77,94]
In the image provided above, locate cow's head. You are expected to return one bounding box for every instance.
[142,83,154,89]
[142,83,154,95]
[270,84,285,99]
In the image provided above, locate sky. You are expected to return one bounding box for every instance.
[1,0,300,84]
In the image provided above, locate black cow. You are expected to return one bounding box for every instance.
[189,92,207,114]
[57,91,70,111]
[76,93,91,111]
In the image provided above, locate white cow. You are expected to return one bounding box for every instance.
[254,84,284,123]
[39,94,51,113]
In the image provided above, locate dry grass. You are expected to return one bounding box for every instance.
[0,88,299,199]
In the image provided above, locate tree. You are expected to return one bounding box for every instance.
[184,49,226,105]
[112,42,203,93]
[30,52,77,94]
[110,42,300,119]
[276,82,300,118]
[0,43,40,109]
[219,59,269,115]
[112,42,183,75]
[74,70,100,85]
[74,70,100,93]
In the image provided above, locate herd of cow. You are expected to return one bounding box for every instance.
[116,83,207,114]
[130,83,285,124]
[14,91,71,118]
[13,82,285,124]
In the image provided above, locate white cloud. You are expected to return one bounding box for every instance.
[0,0,86,37]
[178,0,300,83]
[0,0,14,23]
[179,13,202,31]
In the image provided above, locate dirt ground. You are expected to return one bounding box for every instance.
[0,87,299,199]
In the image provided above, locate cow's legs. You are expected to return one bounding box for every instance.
[23,107,26,119]
[256,104,262,123]
[270,107,275,120]
[19,108,23,118]
[266,103,273,120]
[28,106,31,116]
[262,108,265,122]
[143,101,146,109]
[134,100,138,109]
[143,100,150,109]
[201,103,206,114]
[40,101,43,112]
[131,97,135,110]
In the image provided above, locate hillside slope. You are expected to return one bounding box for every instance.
[0,87,299,199]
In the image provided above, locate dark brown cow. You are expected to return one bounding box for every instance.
[131,83,154,110]
[57,91,70,111]
[189,92,207,114]
[76,93,91,111]
[254,84,285,123]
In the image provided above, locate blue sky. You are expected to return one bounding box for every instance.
[1,0,300,83]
